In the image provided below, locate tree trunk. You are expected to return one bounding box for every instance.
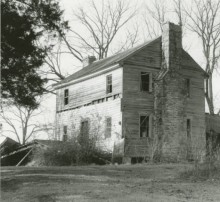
[205,74,215,114]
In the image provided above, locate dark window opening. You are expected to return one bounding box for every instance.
[140,72,150,92]
[63,125,68,141]
[105,117,112,138]
[186,119,192,159]
[64,89,69,105]
[185,78,190,97]
[81,120,89,137]
[140,115,150,138]
[187,119,191,138]
[106,74,112,94]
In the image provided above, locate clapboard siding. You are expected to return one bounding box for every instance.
[56,98,122,152]
[56,68,123,112]
[181,67,206,147]
[125,38,161,68]
[122,40,161,143]
[121,41,161,157]
[122,43,206,157]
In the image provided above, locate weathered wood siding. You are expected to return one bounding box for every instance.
[56,68,123,112]
[121,38,206,158]
[180,52,206,153]
[122,39,161,157]
[56,99,122,152]
[55,68,123,152]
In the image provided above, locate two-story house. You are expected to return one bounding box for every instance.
[54,22,207,162]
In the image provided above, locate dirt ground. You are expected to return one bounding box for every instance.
[1,163,220,202]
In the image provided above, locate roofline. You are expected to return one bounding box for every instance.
[53,63,121,90]
[120,37,161,63]
[183,50,208,77]
[53,37,160,90]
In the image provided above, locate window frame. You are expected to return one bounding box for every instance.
[186,118,192,139]
[80,120,89,137]
[185,78,191,98]
[106,74,112,94]
[64,89,69,105]
[105,117,112,139]
[139,114,152,138]
[140,72,152,92]
[63,125,68,141]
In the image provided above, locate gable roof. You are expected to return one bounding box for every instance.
[54,36,207,88]
[54,37,160,87]
[182,50,207,75]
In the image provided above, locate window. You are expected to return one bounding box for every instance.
[105,117,112,138]
[80,120,89,137]
[185,78,190,97]
[140,72,151,92]
[64,89,69,105]
[186,118,192,159]
[63,125,68,141]
[106,74,112,94]
[186,119,191,139]
[140,115,150,138]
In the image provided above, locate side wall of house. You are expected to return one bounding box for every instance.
[180,53,206,158]
[122,39,161,157]
[55,68,123,152]
[122,37,205,161]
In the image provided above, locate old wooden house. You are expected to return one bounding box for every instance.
[54,22,207,162]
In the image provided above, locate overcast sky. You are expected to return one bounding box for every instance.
[59,0,220,111]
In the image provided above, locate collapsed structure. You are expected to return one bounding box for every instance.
[54,22,207,162]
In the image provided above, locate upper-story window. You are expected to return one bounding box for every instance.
[64,89,69,105]
[140,72,152,92]
[185,78,190,97]
[106,74,112,94]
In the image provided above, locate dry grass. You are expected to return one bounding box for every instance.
[1,163,220,202]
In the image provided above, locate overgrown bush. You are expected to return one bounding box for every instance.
[32,136,112,166]
[180,145,220,180]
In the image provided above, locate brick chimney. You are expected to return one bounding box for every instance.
[162,22,182,74]
[82,56,96,68]
[154,22,186,160]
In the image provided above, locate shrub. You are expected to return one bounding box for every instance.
[32,137,112,166]
[179,146,220,181]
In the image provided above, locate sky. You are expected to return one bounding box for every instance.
[1,0,220,143]
[58,0,220,111]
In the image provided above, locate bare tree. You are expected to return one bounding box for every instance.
[143,0,167,39]
[44,44,66,81]
[0,101,53,145]
[39,0,138,86]
[67,0,137,60]
[112,23,140,54]
[184,0,220,114]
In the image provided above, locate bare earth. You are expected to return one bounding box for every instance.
[1,164,220,202]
